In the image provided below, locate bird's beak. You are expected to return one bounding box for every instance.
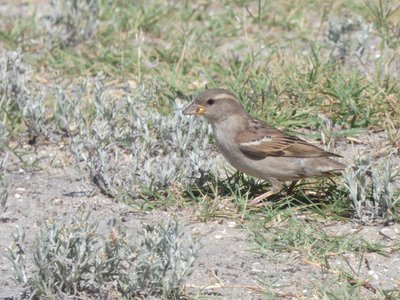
[183,102,207,115]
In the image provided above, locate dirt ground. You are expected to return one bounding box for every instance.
[0,135,399,299]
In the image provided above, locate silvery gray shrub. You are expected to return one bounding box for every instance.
[7,212,198,298]
[343,154,399,222]
[0,154,8,218]
[43,0,100,47]
[0,51,49,139]
[326,17,373,63]
[1,52,215,201]
[56,75,215,200]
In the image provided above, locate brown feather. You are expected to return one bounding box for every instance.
[237,119,341,159]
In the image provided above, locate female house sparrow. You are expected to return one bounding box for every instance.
[183,89,345,206]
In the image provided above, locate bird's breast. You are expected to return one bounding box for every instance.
[211,123,260,175]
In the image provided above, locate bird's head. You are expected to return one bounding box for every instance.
[183,89,245,123]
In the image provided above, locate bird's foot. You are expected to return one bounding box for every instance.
[286,180,299,195]
[250,191,277,206]
[250,179,284,206]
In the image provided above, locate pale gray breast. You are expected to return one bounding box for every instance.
[211,120,265,176]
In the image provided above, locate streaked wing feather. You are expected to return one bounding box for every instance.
[237,120,341,159]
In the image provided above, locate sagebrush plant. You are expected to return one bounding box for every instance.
[43,0,101,47]
[60,75,214,201]
[0,82,9,219]
[7,211,198,299]
[0,51,49,139]
[0,52,215,202]
[0,153,9,219]
[0,122,8,146]
[326,16,373,64]
[343,154,400,222]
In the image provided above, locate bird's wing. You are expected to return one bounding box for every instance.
[237,119,341,159]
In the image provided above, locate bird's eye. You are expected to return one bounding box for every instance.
[206,99,215,105]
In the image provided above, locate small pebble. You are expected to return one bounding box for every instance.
[227,221,237,228]
[367,270,379,280]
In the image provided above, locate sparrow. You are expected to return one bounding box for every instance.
[183,88,345,206]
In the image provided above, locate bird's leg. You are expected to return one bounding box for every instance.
[250,179,282,206]
[286,180,299,195]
